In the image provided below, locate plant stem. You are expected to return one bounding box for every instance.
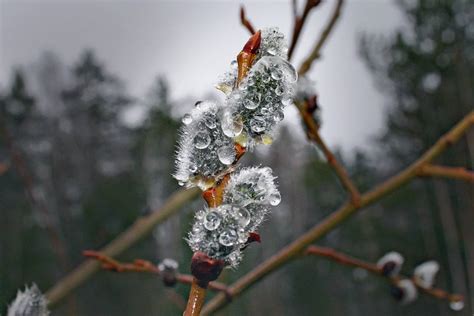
[184,279,208,316]
[417,164,474,182]
[201,111,474,315]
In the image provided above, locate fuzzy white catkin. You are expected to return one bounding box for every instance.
[396,279,418,304]
[174,100,236,190]
[413,260,439,288]
[7,284,49,316]
[376,251,404,276]
[187,167,280,268]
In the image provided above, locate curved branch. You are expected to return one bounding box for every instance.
[305,246,464,304]
[298,0,344,75]
[201,111,474,314]
[240,5,256,35]
[45,187,200,307]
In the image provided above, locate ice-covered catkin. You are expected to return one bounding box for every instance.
[174,101,236,189]
[7,284,49,316]
[226,55,297,147]
[187,167,280,268]
[257,27,288,59]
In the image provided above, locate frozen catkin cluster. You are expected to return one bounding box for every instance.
[7,284,49,316]
[187,167,280,267]
[174,101,236,190]
[226,55,297,148]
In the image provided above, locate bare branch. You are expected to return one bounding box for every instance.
[240,5,256,35]
[45,187,200,307]
[201,111,474,315]
[417,164,474,182]
[305,246,464,303]
[288,0,323,60]
[298,0,344,75]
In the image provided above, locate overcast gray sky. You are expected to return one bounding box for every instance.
[0,0,404,151]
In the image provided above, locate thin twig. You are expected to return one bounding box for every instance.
[240,5,256,35]
[296,100,361,206]
[305,246,464,303]
[45,187,200,307]
[82,251,230,294]
[201,111,474,315]
[417,164,474,182]
[298,0,344,75]
[288,0,323,60]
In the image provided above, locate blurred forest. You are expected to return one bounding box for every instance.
[1,0,473,315]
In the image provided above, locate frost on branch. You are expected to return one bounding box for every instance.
[7,284,49,316]
[174,101,236,189]
[187,167,280,268]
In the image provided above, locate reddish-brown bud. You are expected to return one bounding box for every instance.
[190,252,225,287]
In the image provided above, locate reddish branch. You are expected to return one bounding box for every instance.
[305,245,464,303]
[288,0,323,60]
[83,251,230,295]
[240,5,256,35]
[298,0,345,74]
[417,164,474,182]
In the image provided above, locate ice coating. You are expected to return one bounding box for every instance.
[7,284,50,316]
[187,167,280,268]
[257,27,288,60]
[225,55,297,147]
[174,101,236,189]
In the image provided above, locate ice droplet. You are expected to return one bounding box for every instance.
[273,110,284,122]
[275,86,285,96]
[219,228,238,246]
[243,99,258,110]
[250,116,267,133]
[204,211,221,231]
[204,114,217,129]
[271,69,283,80]
[238,228,248,243]
[221,112,244,137]
[188,163,198,173]
[182,113,192,125]
[235,207,250,227]
[269,191,281,206]
[449,300,464,311]
[217,146,236,165]
[193,131,211,149]
[282,96,293,106]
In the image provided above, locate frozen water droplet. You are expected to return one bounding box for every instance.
[230,60,238,70]
[262,74,271,83]
[238,228,248,243]
[269,191,281,206]
[182,113,192,125]
[267,48,277,56]
[243,99,258,110]
[235,207,250,227]
[221,112,243,137]
[275,86,285,96]
[193,131,211,149]
[449,300,464,311]
[250,116,267,133]
[178,181,185,186]
[204,211,221,231]
[195,210,205,220]
[273,110,284,122]
[271,69,283,80]
[282,96,293,106]
[227,251,240,266]
[204,114,217,129]
[217,146,236,165]
[260,107,271,115]
[189,163,198,173]
[265,95,273,103]
[219,228,238,246]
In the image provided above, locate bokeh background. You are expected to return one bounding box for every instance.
[0,0,473,315]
